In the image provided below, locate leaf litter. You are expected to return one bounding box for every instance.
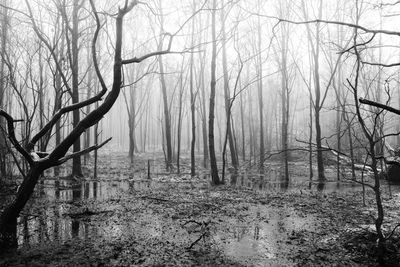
[1,153,400,266]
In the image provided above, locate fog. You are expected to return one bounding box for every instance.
[3,0,400,265]
[1,0,400,163]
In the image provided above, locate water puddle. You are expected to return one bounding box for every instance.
[228,165,376,193]
[15,172,368,249]
[214,205,315,266]
[11,165,386,265]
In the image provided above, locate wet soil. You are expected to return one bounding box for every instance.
[1,152,400,266]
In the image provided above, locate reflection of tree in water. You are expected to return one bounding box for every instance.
[72,219,79,238]
[38,208,46,243]
[93,182,97,199]
[73,185,82,201]
[317,181,325,191]
[230,174,237,185]
[53,205,59,242]
[22,215,29,245]
[55,180,60,199]
[280,180,289,191]
[84,182,90,199]
[254,210,260,240]
[234,226,249,241]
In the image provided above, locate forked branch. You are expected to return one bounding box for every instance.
[0,109,33,165]
[55,137,112,166]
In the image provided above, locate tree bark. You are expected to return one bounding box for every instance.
[71,0,83,177]
[54,33,64,177]
[279,14,290,182]
[177,71,184,174]
[0,165,43,250]
[189,0,196,176]
[302,0,325,181]
[256,1,265,171]
[209,0,221,185]
[157,1,172,171]
[0,1,8,177]
[221,0,239,170]
[239,87,245,161]
[0,1,139,250]
[200,51,209,168]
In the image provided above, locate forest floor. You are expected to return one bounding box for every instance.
[1,151,400,266]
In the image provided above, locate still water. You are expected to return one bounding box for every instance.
[10,165,386,266]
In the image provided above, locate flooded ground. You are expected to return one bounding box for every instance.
[1,152,399,266]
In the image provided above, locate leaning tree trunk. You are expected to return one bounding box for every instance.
[0,165,43,249]
[0,1,150,250]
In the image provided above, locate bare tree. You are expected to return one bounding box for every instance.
[221,0,239,171]
[189,0,197,176]
[209,0,221,185]
[157,1,173,171]
[256,0,265,171]
[0,0,9,178]
[0,0,175,250]
[301,0,325,181]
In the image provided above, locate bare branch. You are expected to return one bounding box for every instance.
[27,0,114,151]
[361,61,400,68]
[122,0,207,65]
[359,98,400,116]
[0,109,33,165]
[0,126,27,178]
[89,0,109,92]
[54,137,112,166]
[256,15,400,37]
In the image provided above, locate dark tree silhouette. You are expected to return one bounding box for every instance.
[0,0,172,250]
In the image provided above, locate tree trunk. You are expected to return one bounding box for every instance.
[0,1,136,250]
[221,1,238,170]
[280,19,290,182]
[309,92,313,181]
[256,3,265,171]
[84,44,94,165]
[209,0,220,185]
[200,66,209,169]
[190,63,196,176]
[177,72,184,174]
[71,0,83,177]
[0,1,8,177]
[128,84,137,163]
[157,1,172,171]
[302,0,325,181]
[54,36,64,177]
[239,88,245,161]
[189,0,196,176]
[0,165,43,250]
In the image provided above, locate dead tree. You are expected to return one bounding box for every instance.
[209,0,221,185]
[0,0,173,250]
[221,0,239,171]
[256,0,265,171]
[0,0,8,177]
